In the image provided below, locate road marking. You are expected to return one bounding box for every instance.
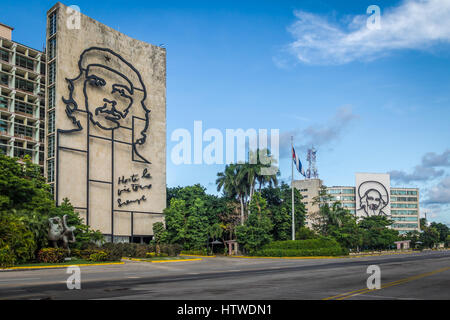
[1,262,124,271]
[0,277,41,282]
[323,266,450,300]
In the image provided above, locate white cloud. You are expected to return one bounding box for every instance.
[390,149,450,183]
[286,0,450,65]
[424,176,450,205]
[280,105,358,157]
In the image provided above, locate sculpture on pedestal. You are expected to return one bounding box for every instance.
[48,215,76,255]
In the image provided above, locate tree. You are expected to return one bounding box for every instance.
[152,221,168,253]
[419,226,440,248]
[429,222,449,244]
[260,182,306,241]
[0,211,36,267]
[404,230,420,248]
[163,188,211,250]
[216,149,279,226]
[359,216,399,250]
[236,193,273,253]
[216,164,247,225]
[0,154,102,262]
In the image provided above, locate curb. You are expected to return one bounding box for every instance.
[123,258,203,263]
[229,255,342,260]
[229,251,419,260]
[0,262,125,271]
[179,254,216,258]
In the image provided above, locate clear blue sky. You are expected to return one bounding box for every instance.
[2,0,449,224]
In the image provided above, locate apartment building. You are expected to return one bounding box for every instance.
[0,23,46,170]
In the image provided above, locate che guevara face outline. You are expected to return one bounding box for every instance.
[62,47,151,163]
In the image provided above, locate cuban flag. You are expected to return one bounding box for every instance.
[292,147,306,177]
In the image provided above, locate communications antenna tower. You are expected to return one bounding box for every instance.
[306,147,319,179]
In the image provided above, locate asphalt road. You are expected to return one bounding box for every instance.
[0,250,449,300]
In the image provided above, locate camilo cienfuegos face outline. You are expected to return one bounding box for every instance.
[357,181,389,217]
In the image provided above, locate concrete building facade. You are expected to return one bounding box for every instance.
[45,3,166,243]
[294,173,420,235]
[0,23,46,169]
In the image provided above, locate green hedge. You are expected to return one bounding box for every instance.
[253,247,348,257]
[263,238,340,250]
[252,238,348,257]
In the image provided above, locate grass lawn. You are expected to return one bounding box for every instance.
[14,259,122,267]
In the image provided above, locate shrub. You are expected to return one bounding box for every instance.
[180,249,208,256]
[37,248,67,263]
[160,243,182,256]
[89,251,108,262]
[0,245,16,268]
[97,243,181,259]
[135,244,151,258]
[101,243,124,260]
[103,248,122,261]
[0,211,37,264]
[145,252,169,258]
[79,249,98,260]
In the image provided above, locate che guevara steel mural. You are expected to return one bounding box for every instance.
[56,47,155,240]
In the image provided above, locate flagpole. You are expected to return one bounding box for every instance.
[291,136,295,241]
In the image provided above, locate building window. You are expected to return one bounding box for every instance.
[392,216,418,222]
[15,55,34,71]
[0,73,9,86]
[48,110,55,134]
[48,37,56,60]
[15,78,34,93]
[49,11,58,36]
[47,159,55,183]
[391,190,418,196]
[0,119,7,133]
[391,210,418,215]
[48,86,55,109]
[391,196,418,202]
[48,135,55,158]
[0,49,9,62]
[392,223,418,229]
[14,124,33,138]
[48,61,56,85]
[391,203,418,209]
[0,96,8,109]
[15,101,34,115]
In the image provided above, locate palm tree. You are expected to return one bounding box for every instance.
[216,164,247,225]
